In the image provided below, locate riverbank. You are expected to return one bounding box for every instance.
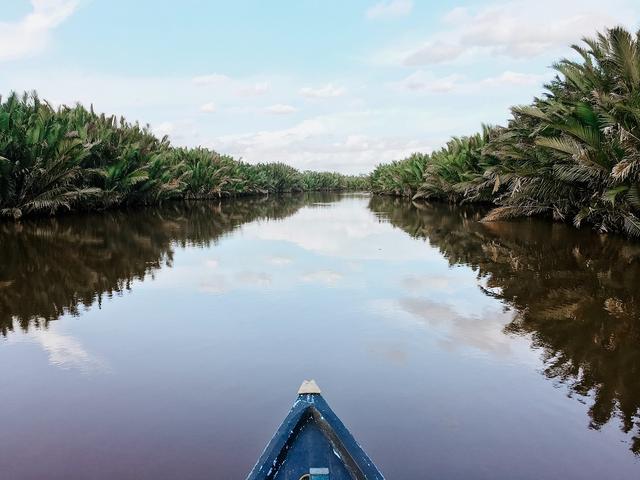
[370,27,640,238]
[3,27,640,238]
[0,93,367,219]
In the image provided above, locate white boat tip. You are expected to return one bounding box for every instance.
[298,379,321,394]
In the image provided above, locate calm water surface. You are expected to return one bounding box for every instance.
[1,193,639,479]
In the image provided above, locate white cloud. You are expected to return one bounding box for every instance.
[395,297,515,355]
[394,0,638,65]
[151,118,200,144]
[153,121,175,137]
[366,0,413,20]
[236,271,272,286]
[265,104,297,115]
[403,41,465,65]
[199,275,228,294]
[393,70,548,95]
[211,114,434,174]
[459,3,617,58]
[216,118,327,151]
[367,342,409,365]
[200,101,216,113]
[301,270,343,286]
[192,73,230,86]
[243,198,442,261]
[401,274,453,292]
[0,66,505,172]
[0,0,79,61]
[396,71,463,93]
[442,6,470,24]
[481,71,546,87]
[266,255,293,266]
[300,83,346,98]
[193,74,271,99]
[199,270,271,294]
[237,81,270,96]
[4,328,111,373]
[31,329,110,373]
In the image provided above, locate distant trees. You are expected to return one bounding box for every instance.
[0,93,365,219]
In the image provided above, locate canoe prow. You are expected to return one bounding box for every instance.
[246,380,385,479]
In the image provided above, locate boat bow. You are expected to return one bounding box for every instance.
[246,380,384,480]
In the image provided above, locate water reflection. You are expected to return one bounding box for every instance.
[0,194,312,335]
[2,193,640,479]
[369,195,640,455]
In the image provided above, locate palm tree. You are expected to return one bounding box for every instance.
[370,153,428,197]
[0,92,360,218]
[0,92,102,218]
[371,27,640,237]
[413,125,497,203]
[484,27,640,235]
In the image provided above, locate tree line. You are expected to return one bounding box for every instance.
[0,94,367,219]
[371,27,640,238]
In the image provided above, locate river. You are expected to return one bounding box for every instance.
[1,193,639,479]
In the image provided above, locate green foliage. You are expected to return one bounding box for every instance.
[414,125,498,203]
[0,92,360,218]
[300,171,369,191]
[483,26,640,234]
[369,153,428,197]
[372,27,640,238]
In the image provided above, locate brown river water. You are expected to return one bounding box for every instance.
[1,193,639,479]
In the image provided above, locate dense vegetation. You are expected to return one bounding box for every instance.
[371,27,640,237]
[4,27,640,236]
[0,93,367,219]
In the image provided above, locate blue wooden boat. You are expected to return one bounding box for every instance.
[247,380,385,480]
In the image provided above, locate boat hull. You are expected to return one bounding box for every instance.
[247,383,384,480]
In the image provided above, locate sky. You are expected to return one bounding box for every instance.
[1,0,639,174]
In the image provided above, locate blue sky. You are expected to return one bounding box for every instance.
[1,0,639,173]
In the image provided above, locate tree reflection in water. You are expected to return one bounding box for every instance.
[369,195,640,455]
[3,193,639,457]
[0,194,316,336]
